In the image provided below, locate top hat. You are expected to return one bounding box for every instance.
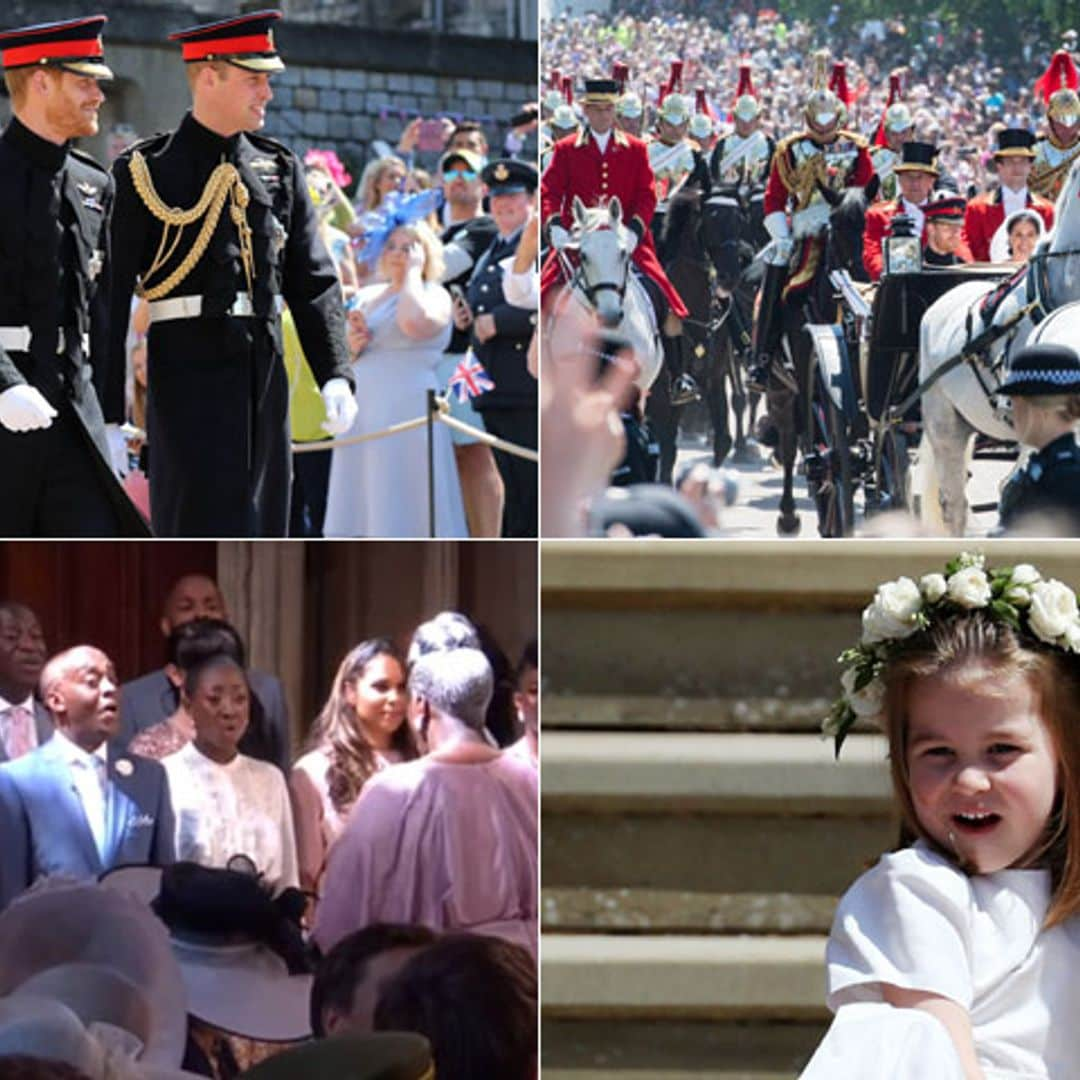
[581,78,620,104]
[169,10,285,73]
[893,140,939,174]
[999,343,1080,397]
[994,127,1036,158]
[0,16,113,80]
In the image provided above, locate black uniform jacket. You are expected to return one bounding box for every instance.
[999,432,1080,536]
[108,112,352,537]
[0,117,148,535]
[465,228,537,412]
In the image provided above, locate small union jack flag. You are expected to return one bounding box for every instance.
[448,354,495,402]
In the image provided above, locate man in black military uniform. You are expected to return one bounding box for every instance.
[997,343,1080,536]
[0,16,148,537]
[108,10,356,537]
[457,158,538,537]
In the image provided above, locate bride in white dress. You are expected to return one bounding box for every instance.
[323,219,467,537]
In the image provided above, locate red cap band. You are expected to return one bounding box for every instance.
[180,32,272,62]
[3,36,103,68]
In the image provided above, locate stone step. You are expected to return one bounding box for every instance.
[543,693,871,734]
[542,934,827,1021]
[543,1018,824,1080]
[543,888,836,935]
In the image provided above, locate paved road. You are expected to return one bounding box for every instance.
[674,425,1016,538]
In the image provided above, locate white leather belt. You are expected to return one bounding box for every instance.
[147,293,283,323]
[0,326,87,354]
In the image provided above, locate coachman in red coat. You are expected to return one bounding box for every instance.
[963,129,1055,262]
[540,80,688,321]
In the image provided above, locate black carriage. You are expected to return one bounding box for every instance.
[803,264,1013,536]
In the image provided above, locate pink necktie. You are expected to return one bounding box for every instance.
[3,706,35,760]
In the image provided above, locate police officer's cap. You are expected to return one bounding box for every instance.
[481,158,538,196]
[1000,344,1080,398]
[0,16,113,80]
[169,10,285,73]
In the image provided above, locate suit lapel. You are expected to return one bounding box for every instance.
[32,701,53,746]
[39,737,102,873]
[105,745,142,867]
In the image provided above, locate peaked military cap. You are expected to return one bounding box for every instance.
[0,15,113,80]
[169,9,285,73]
[481,157,538,195]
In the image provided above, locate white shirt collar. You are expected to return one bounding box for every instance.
[0,692,35,714]
[591,128,612,154]
[1002,186,1029,214]
[53,728,107,767]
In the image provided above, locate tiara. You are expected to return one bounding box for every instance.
[826,552,1080,755]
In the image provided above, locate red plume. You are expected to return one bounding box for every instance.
[561,76,573,106]
[549,69,561,91]
[612,62,629,93]
[875,69,904,147]
[1034,49,1080,104]
[828,60,853,107]
[667,60,684,94]
[732,60,755,106]
[694,86,717,120]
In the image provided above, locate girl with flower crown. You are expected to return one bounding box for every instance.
[802,553,1080,1079]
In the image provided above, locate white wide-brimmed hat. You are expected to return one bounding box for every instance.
[0,877,188,1068]
[103,865,314,1043]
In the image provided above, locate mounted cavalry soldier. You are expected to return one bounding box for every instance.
[648,63,696,215]
[870,70,915,202]
[751,51,874,390]
[108,10,356,538]
[612,62,645,139]
[541,77,579,171]
[962,127,1055,263]
[708,61,774,245]
[0,15,148,537]
[540,76,691,406]
[1030,49,1080,201]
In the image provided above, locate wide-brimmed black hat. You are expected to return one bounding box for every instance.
[481,157,538,195]
[994,127,1036,158]
[1000,343,1080,396]
[894,140,939,174]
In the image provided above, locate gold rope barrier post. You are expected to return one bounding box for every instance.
[426,389,437,538]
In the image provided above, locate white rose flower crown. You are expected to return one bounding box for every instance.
[826,552,1080,756]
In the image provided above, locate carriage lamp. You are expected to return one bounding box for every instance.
[885,215,921,276]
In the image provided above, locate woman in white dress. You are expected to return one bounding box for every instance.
[802,555,1080,1079]
[324,215,467,537]
[162,654,298,894]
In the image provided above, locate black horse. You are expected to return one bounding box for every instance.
[765,187,868,535]
[648,180,764,483]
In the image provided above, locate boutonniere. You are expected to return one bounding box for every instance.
[114,758,134,777]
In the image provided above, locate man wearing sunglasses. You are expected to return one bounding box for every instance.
[436,148,503,537]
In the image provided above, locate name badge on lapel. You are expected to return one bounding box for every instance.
[77,180,104,212]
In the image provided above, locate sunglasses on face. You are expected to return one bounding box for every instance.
[443,168,478,182]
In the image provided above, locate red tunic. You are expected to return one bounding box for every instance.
[962,189,1055,263]
[540,129,688,318]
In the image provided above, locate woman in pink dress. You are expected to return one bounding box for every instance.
[289,639,419,902]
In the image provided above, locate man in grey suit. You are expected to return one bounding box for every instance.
[0,601,53,760]
[119,573,290,770]
[2,645,174,892]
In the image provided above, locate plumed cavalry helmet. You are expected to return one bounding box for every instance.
[688,87,713,139]
[732,60,760,122]
[543,70,563,114]
[1037,50,1080,126]
[804,50,843,135]
[550,76,579,135]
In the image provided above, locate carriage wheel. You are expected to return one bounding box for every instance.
[875,425,910,515]
[805,365,855,538]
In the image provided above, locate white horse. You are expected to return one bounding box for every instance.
[550,196,664,390]
[917,154,1080,534]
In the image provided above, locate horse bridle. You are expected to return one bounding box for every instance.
[568,228,633,308]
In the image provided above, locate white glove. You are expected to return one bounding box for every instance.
[549,224,571,251]
[321,377,357,437]
[105,423,130,478]
[0,384,57,433]
[763,210,792,242]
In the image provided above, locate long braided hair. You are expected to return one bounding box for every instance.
[309,638,419,816]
